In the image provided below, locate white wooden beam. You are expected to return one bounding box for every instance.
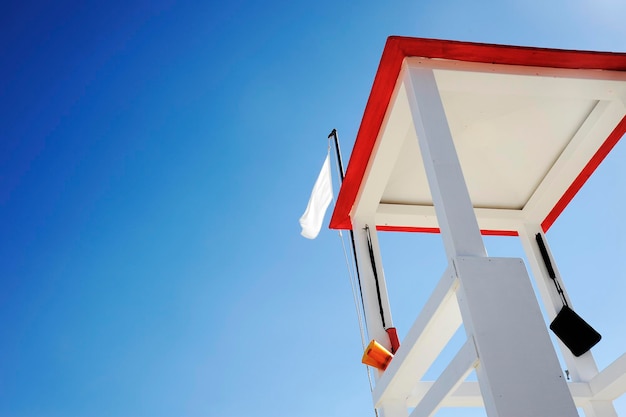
[378,399,409,417]
[582,401,619,417]
[523,99,626,225]
[405,57,626,97]
[375,203,523,232]
[403,65,486,259]
[409,337,479,417]
[590,352,626,401]
[351,216,397,355]
[410,381,484,408]
[406,381,593,408]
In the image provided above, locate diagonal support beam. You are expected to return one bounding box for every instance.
[590,352,626,401]
[373,267,461,406]
[409,337,479,417]
[403,65,487,259]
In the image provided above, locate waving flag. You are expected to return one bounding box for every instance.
[299,153,333,239]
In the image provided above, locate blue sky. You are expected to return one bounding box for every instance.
[1,1,625,416]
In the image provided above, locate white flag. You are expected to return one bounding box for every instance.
[299,153,333,239]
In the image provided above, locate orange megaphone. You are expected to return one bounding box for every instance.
[362,339,394,371]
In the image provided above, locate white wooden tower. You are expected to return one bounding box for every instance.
[330,37,626,417]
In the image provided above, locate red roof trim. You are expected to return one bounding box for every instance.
[376,226,441,234]
[376,225,519,236]
[329,38,406,230]
[329,36,626,233]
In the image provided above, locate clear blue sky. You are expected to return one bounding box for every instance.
[1,1,625,416]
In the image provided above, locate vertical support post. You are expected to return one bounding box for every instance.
[404,65,578,416]
[518,224,618,417]
[518,223,600,381]
[351,216,396,359]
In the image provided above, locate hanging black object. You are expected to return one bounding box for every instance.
[536,233,601,357]
[549,305,602,357]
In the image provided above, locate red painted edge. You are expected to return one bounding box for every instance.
[329,37,406,231]
[376,225,518,236]
[376,225,441,234]
[329,36,626,234]
[541,116,626,232]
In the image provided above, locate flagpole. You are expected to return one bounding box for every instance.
[328,129,368,333]
[328,129,346,182]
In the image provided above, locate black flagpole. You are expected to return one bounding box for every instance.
[328,129,346,182]
[328,129,367,330]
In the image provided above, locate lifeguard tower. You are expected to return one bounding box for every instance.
[330,37,626,416]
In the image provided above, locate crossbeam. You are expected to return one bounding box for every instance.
[590,352,626,401]
[405,381,594,408]
[409,337,479,417]
[376,203,523,232]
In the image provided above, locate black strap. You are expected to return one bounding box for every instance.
[535,233,569,308]
[365,225,386,328]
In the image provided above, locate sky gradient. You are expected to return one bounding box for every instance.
[2,1,626,416]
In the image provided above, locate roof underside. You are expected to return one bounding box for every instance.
[330,37,626,235]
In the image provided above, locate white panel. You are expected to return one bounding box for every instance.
[455,256,578,416]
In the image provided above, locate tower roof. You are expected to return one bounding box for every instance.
[330,37,626,235]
